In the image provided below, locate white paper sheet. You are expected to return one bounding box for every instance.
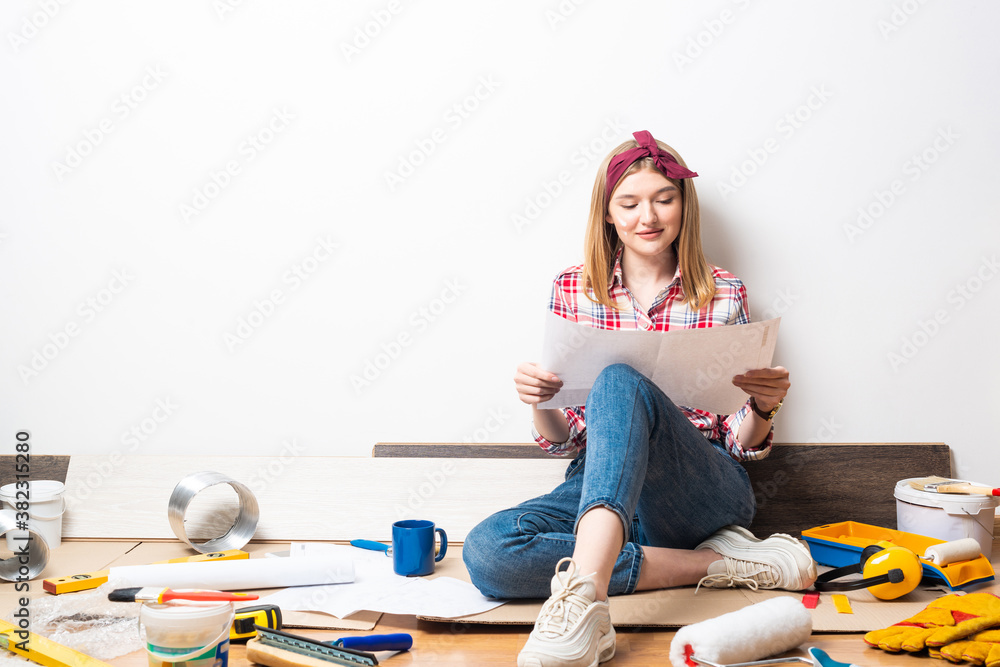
[540,312,780,413]
[247,543,507,620]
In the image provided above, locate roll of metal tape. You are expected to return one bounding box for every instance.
[0,511,50,581]
[168,471,259,553]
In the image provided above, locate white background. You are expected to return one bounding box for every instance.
[3,1,998,482]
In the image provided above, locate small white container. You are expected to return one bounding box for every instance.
[140,602,233,667]
[0,480,66,550]
[895,478,998,559]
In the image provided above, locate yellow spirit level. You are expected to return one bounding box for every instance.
[42,549,249,594]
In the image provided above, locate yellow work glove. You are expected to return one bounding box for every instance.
[936,627,1000,667]
[864,593,1000,653]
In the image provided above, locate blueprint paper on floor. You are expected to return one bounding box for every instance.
[540,312,780,413]
[248,543,507,619]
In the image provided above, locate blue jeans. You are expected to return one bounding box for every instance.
[463,363,756,599]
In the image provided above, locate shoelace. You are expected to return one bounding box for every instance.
[536,585,590,636]
[535,560,590,637]
[694,558,777,593]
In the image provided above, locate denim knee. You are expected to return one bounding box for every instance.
[463,509,573,599]
[593,362,645,390]
[462,514,510,599]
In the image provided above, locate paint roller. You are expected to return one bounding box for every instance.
[923,537,983,565]
[670,597,816,667]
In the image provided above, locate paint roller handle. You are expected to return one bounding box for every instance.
[335,633,413,652]
[934,483,1000,496]
[690,657,811,667]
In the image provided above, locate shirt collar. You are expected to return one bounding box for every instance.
[611,246,685,295]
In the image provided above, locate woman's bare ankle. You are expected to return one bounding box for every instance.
[635,546,722,591]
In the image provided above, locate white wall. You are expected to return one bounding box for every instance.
[3,1,998,481]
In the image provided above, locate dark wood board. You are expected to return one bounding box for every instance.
[0,455,71,488]
[373,442,952,536]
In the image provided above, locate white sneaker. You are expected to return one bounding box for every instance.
[694,525,817,591]
[517,558,616,667]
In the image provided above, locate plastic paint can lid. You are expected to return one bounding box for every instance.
[894,479,999,515]
[0,480,65,502]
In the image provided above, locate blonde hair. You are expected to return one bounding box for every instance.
[582,137,716,311]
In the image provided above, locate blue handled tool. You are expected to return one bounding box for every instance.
[350,539,391,555]
[333,634,413,652]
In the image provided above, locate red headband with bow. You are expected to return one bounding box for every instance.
[605,130,698,202]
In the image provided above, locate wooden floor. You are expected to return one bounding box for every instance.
[100,615,927,666]
[105,607,989,667]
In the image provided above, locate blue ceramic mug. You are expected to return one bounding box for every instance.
[392,519,447,576]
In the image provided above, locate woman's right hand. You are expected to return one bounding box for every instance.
[514,362,563,405]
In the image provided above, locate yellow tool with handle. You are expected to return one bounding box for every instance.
[0,619,113,667]
[42,549,249,594]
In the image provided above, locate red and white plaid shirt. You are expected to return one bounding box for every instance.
[533,249,773,462]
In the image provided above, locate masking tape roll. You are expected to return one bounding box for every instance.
[168,471,259,553]
[924,538,982,565]
[0,510,50,581]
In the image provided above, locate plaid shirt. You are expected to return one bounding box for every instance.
[533,249,773,461]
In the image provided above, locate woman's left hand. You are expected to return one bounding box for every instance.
[732,366,790,411]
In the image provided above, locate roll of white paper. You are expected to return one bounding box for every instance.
[109,556,354,590]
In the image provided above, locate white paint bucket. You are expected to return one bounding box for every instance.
[894,478,998,559]
[139,602,233,667]
[0,480,66,550]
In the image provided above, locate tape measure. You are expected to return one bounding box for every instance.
[232,605,282,642]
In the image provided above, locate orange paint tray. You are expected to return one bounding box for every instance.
[801,521,994,590]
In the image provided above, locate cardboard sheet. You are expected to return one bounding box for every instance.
[418,545,1000,632]
[7,540,998,635]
